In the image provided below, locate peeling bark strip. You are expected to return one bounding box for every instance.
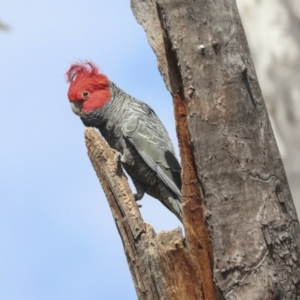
[131,0,300,299]
[85,128,217,300]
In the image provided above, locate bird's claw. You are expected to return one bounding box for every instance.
[112,151,127,165]
[134,193,143,201]
[112,152,121,165]
[133,194,143,207]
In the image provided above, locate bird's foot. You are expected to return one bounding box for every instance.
[112,151,126,165]
[133,193,143,208]
[134,193,144,201]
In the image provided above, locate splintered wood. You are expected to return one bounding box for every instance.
[85,128,215,300]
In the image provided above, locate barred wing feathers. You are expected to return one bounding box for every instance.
[122,101,182,200]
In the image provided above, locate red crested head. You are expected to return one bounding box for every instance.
[66,61,111,115]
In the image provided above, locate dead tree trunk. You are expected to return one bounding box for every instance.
[129,0,300,299]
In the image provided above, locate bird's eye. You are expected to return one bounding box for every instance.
[82,91,89,99]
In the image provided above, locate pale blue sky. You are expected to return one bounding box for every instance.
[0,1,182,299]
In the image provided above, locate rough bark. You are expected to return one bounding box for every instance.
[131,0,300,299]
[85,128,218,300]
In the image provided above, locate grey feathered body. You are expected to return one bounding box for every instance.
[81,82,182,221]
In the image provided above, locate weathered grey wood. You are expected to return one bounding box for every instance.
[131,0,300,299]
[85,128,218,300]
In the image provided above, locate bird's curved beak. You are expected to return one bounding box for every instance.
[70,101,83,116]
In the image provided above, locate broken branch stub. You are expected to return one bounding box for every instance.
[85,128,217,300]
